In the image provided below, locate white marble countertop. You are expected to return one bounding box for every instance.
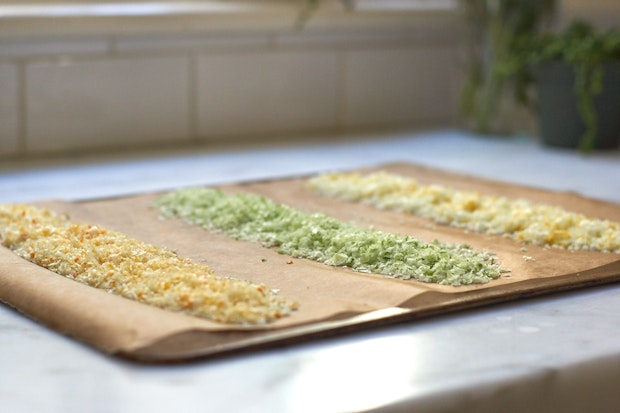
[1,130,620,413]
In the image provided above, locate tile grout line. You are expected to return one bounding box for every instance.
[16,60,28,155]
[188,52,199,142]
[336,49,348,133]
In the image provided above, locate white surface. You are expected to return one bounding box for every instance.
[1,130,620,413]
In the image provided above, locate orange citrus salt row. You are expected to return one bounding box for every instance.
[0,204,297,325]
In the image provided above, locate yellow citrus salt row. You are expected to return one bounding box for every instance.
[0,204,297,324]
[308,171,620,253]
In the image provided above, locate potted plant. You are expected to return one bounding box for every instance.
[504,21,620,152]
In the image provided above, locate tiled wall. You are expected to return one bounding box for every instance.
[0,21,460,159]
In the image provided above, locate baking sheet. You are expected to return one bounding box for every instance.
[1,162,619,362]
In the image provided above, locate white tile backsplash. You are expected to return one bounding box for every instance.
[0,20,459,159]
[344,46,457,128]
[0,64,19,157]
[25,57,190,153]
[196,50,340,139]
[274,29,419,48]
[0,37,108,59]
[2,2,619,160]
[113,33,271,54]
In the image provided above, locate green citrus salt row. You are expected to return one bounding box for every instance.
[154,188,507,286]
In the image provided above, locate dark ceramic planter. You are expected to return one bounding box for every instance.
[535,60,620,149]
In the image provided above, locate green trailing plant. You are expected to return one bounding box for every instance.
[295,0,354,28]
[459,0,556,134]
[296,0,321,27]
[505,21,620,152]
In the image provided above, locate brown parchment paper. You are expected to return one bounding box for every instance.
[1,162,619,362]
